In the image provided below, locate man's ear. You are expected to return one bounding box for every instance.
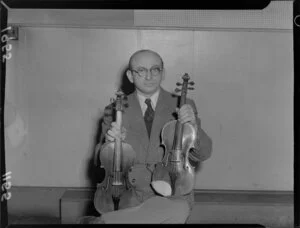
[126,70,134,83]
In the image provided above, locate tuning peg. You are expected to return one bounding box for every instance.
[189,81,195,86]
[175,88,181,93]
[116,89,124,95]
[176,82,182,86]
[110,98,115,103]
[188,87,194,90]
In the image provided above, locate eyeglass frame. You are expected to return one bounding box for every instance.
[130,66,163,78]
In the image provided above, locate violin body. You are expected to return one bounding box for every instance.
[94,141,136,213]
[151,74,196,197]
[93,91,137,214]
[152,121,196,196]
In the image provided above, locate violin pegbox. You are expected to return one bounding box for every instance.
[174,73,195,93]
[115,90,128,112]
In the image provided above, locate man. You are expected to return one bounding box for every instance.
[92,49,212,224]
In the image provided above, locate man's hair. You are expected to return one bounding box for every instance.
[128,49,164,69]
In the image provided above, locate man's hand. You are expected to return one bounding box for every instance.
[105,122,127,142]
[177,104,197,128]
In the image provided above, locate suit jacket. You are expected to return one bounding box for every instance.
[97,87,212,208]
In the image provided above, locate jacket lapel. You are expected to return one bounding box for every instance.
[125,92,149,152]
[150,89,170,139]
[147,88,174,162]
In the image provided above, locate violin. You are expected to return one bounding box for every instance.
[94,90,136,213]
[151,73,196,197]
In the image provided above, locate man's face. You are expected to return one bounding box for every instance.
[127,51,164,96]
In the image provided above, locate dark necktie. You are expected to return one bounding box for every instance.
[144,98,155,138]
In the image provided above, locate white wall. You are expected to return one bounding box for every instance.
[4,2,293,190]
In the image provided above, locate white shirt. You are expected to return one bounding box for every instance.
[136,89,160,116]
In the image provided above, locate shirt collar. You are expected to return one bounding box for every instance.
[136,88,160,110]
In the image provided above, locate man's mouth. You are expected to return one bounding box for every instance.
[144,83,155,87]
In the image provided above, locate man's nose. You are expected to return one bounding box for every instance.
[145,70,152,80]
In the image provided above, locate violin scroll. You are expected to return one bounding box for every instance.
[174,73,195,93]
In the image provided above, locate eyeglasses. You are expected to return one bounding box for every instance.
[131,66,162,78]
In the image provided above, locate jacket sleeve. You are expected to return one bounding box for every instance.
[187,99,212,163]
[93,104,114,166]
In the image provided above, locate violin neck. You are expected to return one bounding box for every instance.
[172,87,188,151]
[113,110,122,172]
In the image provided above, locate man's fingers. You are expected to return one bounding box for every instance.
[105,133,114,142]
[179,116,194,124]
[178,104,196,125]
[106,126,126,142]
[106,129,115,137]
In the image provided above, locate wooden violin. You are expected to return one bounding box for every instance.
[151,73,196,197]
[94,90,136,214]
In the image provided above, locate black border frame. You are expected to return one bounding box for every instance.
[294,0,300,227]
[0,3,8,228]
[1,0,296,227]
[1,0,271,10]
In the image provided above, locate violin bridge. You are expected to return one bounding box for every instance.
[112,181,122,186]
